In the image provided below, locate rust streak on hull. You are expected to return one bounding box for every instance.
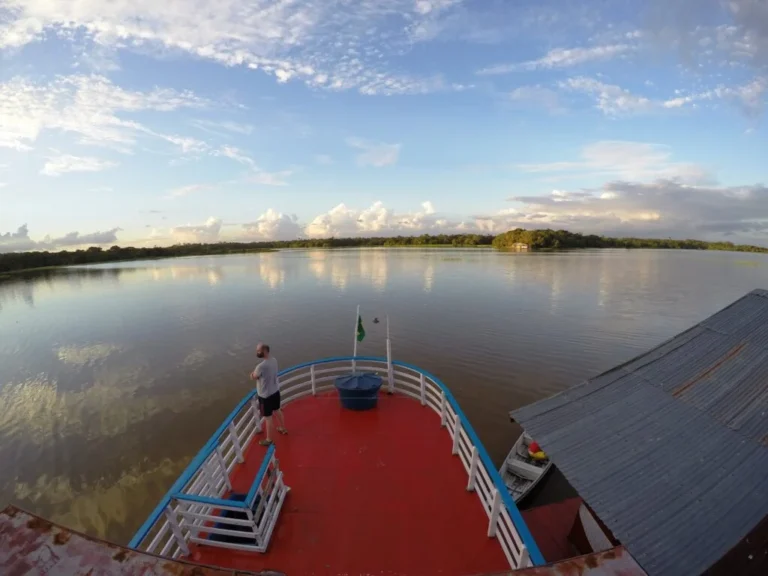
[0,506,273,576]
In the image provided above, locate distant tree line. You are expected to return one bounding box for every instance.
[492,228,768,253]
[0,243,273,275]
[0,234,493,274]
[2,229,766,275]
[268,233,495,248]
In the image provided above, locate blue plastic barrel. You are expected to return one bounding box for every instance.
[334,373,383,410]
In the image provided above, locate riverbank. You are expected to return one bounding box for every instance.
[492,229,768,253]
[3,228,767,276]
[0,247,276,277]
[0,239,494,276]
[0,246,492,277]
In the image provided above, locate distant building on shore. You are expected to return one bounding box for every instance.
[512,242,529,251]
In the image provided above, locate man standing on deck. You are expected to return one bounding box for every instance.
[250,342,287,445]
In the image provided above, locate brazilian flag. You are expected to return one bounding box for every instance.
[356,314,365,342]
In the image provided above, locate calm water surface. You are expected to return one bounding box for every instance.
[2,248,768,543]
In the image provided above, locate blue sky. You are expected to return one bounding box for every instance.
[1,0,767,250]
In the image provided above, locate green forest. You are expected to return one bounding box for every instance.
[492,228,768,253]
[1,229,766,275]
[0,234,493,275]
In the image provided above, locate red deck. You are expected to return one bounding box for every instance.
[192,391,510,575]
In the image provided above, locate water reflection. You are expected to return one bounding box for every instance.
[2,249,768,545]
[148,264,225,286]
[423,262,434,293]
[304,249,393,292]
[360,250,388,292]
[260,257,285,289]
[57,343,123,366]
[0,267,124,310]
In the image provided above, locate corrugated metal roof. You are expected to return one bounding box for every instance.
[511,289,768,576]
[0,505,272,576]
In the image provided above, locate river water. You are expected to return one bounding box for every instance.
[1,248,767,543]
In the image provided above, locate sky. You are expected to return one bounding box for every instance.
[1,0,767,252]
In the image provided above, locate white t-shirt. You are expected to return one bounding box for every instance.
[253,356,279,398]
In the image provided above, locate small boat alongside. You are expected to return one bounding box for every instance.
[500,431,552,502]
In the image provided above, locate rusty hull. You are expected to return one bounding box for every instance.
[485,547,647,576]
[0,505,281,576]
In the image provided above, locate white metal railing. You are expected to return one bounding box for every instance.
[167,445,287,554]
[129,393,290,558]
[130,355,544,569]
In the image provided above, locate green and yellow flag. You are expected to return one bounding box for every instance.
[356,314,365,342]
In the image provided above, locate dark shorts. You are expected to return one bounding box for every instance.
[258,390,281,417]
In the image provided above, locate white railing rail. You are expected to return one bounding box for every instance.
[130,355,544,569]
[167,445,287,554]
[129,389,272,558]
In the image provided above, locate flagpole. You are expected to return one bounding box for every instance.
[352,304,360,372]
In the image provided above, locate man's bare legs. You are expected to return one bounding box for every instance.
[260,414,274,445]
[275,409,287,434]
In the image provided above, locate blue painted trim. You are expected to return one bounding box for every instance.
[128,389,258,548]
[246,444,276,508]
[130,355,544,565]
[171,492,247,509]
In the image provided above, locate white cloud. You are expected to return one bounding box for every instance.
[168,184,211,198]
[242,210,302,240]
[41,154,117,176]
[157,134,209,154]
[0,0,466,96]
[509,85,565,113]
[211,146,292,185]
[517,141,713,185]
[190,120,254,136]
[656,77,767,116]
[74,44,121,73]
[0,74,206,153]
[0,225,35,252]
[562,77,654,115]
[212,145,256,168]
[560,75,766,117]
[714,77,768,116]
[305,200,445,237]
[248,171,292,186]
[170,217,222,243]
[46,228,122,248]
[501,180,768,241]
[133,201,465,245]
[478,44,632,75]
[347,138,401,167]
[646,0,768,71]
[0,224,121,253]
